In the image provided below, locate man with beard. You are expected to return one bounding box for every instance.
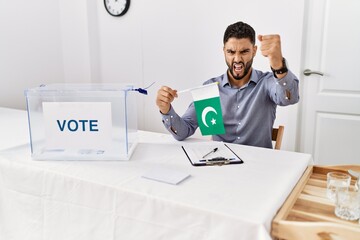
[155,21,299,148]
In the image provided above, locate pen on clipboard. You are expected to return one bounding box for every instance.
[202,147,218,158]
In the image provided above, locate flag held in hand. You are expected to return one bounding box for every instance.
[190,83,225,136]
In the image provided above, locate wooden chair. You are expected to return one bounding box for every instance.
[272,125,284,150]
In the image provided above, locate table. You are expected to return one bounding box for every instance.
[0,107,312,240]
[0,107,30,150]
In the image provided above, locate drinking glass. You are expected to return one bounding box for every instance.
[335,189,360,221]
[326,172,351,202]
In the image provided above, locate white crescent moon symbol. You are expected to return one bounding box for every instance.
[201,106,217,127]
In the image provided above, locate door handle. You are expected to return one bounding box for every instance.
[303,69,324,76]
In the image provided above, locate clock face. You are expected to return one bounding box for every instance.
[104,0,130,17]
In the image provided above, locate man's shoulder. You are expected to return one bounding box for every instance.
[203,73,226,85]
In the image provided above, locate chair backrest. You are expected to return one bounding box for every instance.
[272,125,284,150]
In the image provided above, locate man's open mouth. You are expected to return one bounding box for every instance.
[233,63,244,73]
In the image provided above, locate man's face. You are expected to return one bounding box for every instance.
[223,38,257,81]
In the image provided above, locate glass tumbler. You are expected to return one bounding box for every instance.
[335,189,360,221]
[326,172,351,202]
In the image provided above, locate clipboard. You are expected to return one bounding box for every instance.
[181,143,244,166]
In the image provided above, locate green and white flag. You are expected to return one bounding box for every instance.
[190,82,225,136]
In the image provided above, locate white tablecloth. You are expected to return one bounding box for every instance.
[0,107,29,150]
[0,108,312,240]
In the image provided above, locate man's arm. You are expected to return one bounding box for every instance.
[258,34,299,105]
[269,70,299,105]
[156,86,198,140]
[160,105,198,140]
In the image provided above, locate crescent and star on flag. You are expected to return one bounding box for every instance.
[201,106,218,127]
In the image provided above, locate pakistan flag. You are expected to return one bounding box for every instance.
[190,83,225,136]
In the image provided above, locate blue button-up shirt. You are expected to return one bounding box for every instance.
[161,69,299,148]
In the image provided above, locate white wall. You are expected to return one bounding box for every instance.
[0,0,305,151]
[0,0,64,109]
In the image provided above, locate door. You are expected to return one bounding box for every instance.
[299,0,360,165]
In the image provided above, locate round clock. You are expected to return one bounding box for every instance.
[104,0,130,17]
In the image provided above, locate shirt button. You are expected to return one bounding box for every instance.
[283,82,287,86]
[237,106,240,109]
[237,137,240,140]
[170,115,173,118]
[238,122,241,125]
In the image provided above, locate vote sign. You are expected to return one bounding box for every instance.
[43,102,112,150]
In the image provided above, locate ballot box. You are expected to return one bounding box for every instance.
[24,84,138,160]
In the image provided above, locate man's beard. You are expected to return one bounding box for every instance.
[228,58,253,80]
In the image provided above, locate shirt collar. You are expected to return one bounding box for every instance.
[221,69,260,88]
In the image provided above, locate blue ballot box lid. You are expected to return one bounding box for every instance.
[25,83,136,96]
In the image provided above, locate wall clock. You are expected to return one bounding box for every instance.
[104,0,130,17]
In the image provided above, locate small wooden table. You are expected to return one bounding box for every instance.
[272,165,360,239]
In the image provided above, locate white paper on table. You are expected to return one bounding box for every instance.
[141,167,191,185]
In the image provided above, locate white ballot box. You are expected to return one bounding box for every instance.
[24,84,138,160]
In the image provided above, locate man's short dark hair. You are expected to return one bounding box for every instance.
[223,21,256,45]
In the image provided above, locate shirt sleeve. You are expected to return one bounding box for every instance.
[160,104,198,141]
[268,70,300,106]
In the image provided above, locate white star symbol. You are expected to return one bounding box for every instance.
[211,118,216,125]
